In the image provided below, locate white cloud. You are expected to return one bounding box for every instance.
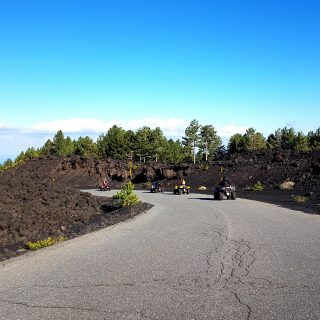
[285,121,297,129]
[30,118,112,133]
[1,118,250,140]
[29,117,189,137]
[217,124,248,138]
[2,118,250,144]
[126,118,189,136]
[0,118,250,160]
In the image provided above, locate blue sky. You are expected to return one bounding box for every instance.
[0,0,319,162]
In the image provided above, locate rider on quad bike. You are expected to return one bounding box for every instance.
[173,177,190,195]
[220,176,231,188]
[214,176,236,200]
[99,179,111,191]
[150,180,163,193]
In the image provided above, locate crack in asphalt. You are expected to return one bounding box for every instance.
[202,226,259,320]
[200,225,312,319]
[211,229,257,319]
[234,292,253,320]
[0,298,110,314]
[0,278,169,297]
[1,297,151,320]
[226,239,256,287]
[0,222,314,320]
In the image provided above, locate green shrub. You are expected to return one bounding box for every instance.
[252,181,264,191]
[246,181,264,191]
[199,163,209,172]
[27,236,66,251]
[291,195,308,203]
[113,181,140,207]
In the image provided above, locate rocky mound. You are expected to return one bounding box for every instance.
[1,150,319,262]
[185,150,320,214]
[0,157,152,262]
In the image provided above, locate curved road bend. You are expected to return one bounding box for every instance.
[0,190,320,320]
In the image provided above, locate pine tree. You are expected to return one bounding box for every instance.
[182,119,201,164]
[198,125,222,161]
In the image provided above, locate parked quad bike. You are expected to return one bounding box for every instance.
[150,183,163,193]
[173,185,190,195]
[99,184,111,191]
[213,186,236,200]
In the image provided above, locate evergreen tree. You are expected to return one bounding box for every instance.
[134,126,153,162]
[0,158,13,171]
[104,125,128,159]
[279,127,296,150]
[267,130,281,149]
[52,130,74,156]
[24,147,39,160]
[150,127,167,162]
[243,128,267,151]
[40,139,54,156]
[228,133,246,153]
[307,128,320,150]
[74,136,98,157]
[96,133,107,158]
[182,119,201,164]
[164,139,185,164]
[293,132,309,152]
[198,125,222,161]
[64,137,75,156]
[125,130,136,159]
[14,151,26,164]
[216,145,227,159]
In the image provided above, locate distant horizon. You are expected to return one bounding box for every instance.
[1,122,319,165]
[0,126,229,164]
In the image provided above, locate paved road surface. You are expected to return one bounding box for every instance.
[1,190,320,320]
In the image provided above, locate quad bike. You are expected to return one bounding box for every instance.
[99,184,111,191]
[150,182,163,193]
[173,185,190,195]
[213,186,236,200]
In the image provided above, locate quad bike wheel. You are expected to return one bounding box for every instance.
[214,191,223,200]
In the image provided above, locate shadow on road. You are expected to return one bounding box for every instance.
[187,197,214,201]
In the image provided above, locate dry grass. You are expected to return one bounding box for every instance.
[291,195,308,203]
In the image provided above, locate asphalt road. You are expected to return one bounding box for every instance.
[1,190,320,320]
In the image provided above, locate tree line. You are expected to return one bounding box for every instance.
[228,127,320,153]
[1,120,319,171]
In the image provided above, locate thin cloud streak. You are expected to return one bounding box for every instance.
[0,118,250,142]
[28,117,247,138]
[0,118,250,160]
[217,124,248,138]
[29,117,191,137]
